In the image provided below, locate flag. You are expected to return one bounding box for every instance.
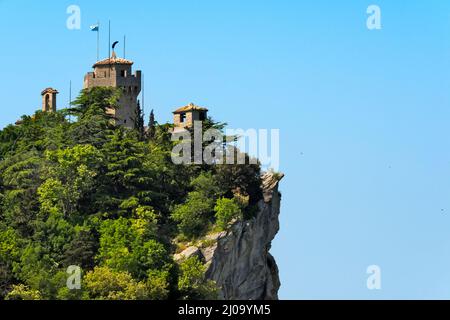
[90,24,99,31]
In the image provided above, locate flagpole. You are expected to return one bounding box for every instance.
[108,20,111,77]
[124,35,126,58]
[96,21,100,61]
[108,20,111,59]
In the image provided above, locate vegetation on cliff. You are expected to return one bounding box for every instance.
[0,87,262,300]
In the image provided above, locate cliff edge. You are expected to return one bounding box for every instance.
[175,172,283,300]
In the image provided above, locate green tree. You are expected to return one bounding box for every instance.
[133,100,145,140]
[39,144,102,217]
[84,266,149,300]
[214,198,242,230]
[171,172,223,238]
[177,257,218,300]
[97,212,167,280]
[13,243,60,299]
[98,129,155,215]
[0,226,22,298]
[68,87,120,147]
[62,227,98,270]
[146,269,170,300]
[215,152,263,215]
[0,124,20,160]
[0,151,43,236]
[147,109,156,140]
[0,86,265,301]
[171,192,214,238]
[5,284,42,300]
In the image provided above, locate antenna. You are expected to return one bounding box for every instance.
[108,20,111,58]
[108,20,111,77]
[124,35,126,58]
[142,73,145,117]
[69,80,72,122]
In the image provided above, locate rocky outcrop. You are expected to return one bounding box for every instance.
[202,172,283,300]
[173,246,204,262]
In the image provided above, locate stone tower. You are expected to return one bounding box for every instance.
[83,51,141,128]
[173,103,208,131]
[41,88,58,112]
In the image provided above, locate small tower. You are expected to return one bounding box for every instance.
[83,50,141,128]
[41,88,58,112]
[173,103,208,129]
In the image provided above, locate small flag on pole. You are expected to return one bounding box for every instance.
[91,22,100,61]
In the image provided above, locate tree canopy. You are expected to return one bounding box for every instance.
[0,87,263,300]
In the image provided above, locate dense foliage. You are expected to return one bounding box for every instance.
[0,87,262,300]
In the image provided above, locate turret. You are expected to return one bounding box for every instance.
[41,88,58,112]
[83,51,142,128]
[173,103,208,130]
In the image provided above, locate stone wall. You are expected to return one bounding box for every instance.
[83,65,141,128]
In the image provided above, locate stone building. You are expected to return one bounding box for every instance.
[41,88,58,112]
[39,52,212,131]
[173,103,208,131]
[83,51,142,128]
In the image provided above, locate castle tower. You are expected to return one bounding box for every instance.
[83,51,141,128]
[173,103,208,130]
[41,88,58,112]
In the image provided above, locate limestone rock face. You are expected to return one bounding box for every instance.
[174,246,203,262]
[203,172,283,300]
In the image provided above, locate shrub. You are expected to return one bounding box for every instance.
[83,266,149,300]
[177,257,218,300]
[146,269,170,300]
[215,156,263,205]
[171,172,226,238]
[214,198,242,230]
[171,192,214,238]
[5,284,41,300]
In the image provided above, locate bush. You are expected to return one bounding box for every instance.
[214,198,242,230]
[83,266,149,300]
[215,156,263,205]
[171,192,214,238]
[97,217,167,280]
[5,284,41,300]
[177,257,218,300]
[146,269,170,300]
[171,172,226,238]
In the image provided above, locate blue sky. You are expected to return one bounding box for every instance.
[1,0,450,299]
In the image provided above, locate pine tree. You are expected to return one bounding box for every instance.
[134,100,145,140]
[0,86,265,300]
[148,109,156,140]
[68,87,120,148]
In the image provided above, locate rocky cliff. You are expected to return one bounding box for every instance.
[174,172,283,300]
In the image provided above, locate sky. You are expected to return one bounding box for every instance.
[1,0,450,299]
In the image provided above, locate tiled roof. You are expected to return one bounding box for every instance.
[41,88,59,95]
[173,103,208,114]
[93,56,133,67]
